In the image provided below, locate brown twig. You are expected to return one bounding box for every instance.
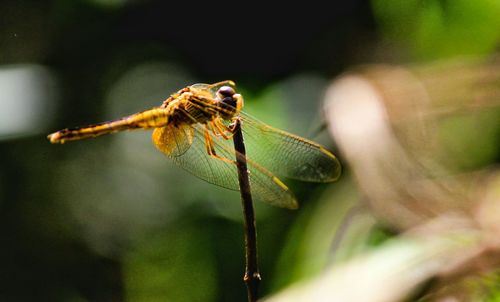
[232,117,261,302]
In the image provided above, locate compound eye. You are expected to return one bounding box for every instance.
[217,86,235,98]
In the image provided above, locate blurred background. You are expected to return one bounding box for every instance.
[0,0,499,301]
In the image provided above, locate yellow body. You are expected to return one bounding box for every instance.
[48,81,242,144]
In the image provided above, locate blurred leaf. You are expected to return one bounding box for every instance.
[436,108,500,171]
[270,178,377,291]
[265,217,480,302]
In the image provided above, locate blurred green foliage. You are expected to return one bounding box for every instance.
[372,0,500,59]
[437,108,500,171]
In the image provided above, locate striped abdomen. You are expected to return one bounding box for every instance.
[48,107,169,143]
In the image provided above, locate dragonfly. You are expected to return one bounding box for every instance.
[48,81,341,209]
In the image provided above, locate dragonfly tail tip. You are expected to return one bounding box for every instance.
[47,132,62,144]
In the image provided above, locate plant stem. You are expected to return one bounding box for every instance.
[232,117,261,302]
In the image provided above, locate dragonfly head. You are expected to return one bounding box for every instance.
[216,85,244,119]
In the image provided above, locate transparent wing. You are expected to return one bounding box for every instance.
[239,111,342,182]
[200,123,298,209]
[188,81,341,182]
[152,122,298,209]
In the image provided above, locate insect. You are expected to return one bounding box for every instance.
[48,81,341,209]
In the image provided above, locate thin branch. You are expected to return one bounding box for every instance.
[232,117,261,302]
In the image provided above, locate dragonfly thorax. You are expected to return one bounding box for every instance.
[167,85,244,127]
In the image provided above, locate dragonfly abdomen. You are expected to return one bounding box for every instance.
[48,108,169,143]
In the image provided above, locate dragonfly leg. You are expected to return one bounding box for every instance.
[204,126,217,156]
[203,126,236,165]
[207,122,220,137]
[212,118,235,140]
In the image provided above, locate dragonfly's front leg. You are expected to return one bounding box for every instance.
[203,126,236,165]
[209,118,236,140]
